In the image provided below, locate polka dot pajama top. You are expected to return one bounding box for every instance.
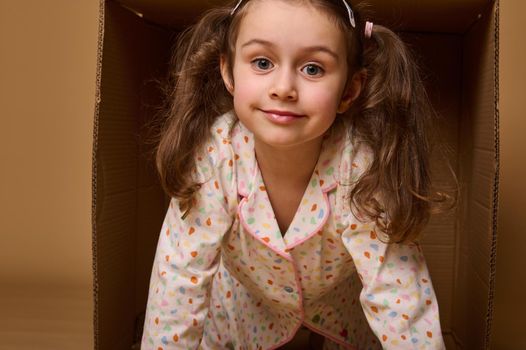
[141,112,445,350]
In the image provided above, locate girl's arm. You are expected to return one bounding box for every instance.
[141,143,235,349]
[341,223,446,349]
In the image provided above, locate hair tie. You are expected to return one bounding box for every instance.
[365,21,374,39]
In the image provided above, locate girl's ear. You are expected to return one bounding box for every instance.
[337,68,367,114]
[220,55,234,95]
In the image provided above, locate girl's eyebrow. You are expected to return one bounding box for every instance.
[241,38,340,62]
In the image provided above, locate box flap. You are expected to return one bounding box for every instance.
[118,0,491,33]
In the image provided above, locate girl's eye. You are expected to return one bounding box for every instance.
[302,64,324,76]
[252,58,274,71]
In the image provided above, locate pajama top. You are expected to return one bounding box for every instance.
[141,111,445,350]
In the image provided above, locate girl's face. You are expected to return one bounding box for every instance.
[221,0,358,152]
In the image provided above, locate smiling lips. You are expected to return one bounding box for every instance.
[261,109,306,124]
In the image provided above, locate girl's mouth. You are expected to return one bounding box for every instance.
[260,109,305,124]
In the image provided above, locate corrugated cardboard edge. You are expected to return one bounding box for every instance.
[92,0,105,349]
[484,0,500,348]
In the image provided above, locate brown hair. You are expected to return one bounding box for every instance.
[154,0,452,243]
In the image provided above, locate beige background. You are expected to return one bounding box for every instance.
[0,0,97,348]
[0,0,524,349]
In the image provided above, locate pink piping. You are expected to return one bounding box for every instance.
[237,197,293,262]
[270,263,305,350]
[238,196,307,350]
[285,183,337,250]
[267,262,305,350]
[302,322,358,350]
[235,165,349,349]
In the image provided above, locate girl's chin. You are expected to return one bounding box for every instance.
[254,134,322,151]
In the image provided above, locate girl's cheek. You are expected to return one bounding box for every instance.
[234,75,263,102]
[304,88,339,111]
[233,82,255,104]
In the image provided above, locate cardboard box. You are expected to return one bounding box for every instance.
[92,0,499,348]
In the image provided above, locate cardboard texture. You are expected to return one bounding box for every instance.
[92,0,499,348]
[491,1,526,347]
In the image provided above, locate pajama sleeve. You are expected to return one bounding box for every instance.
[341,222,446,349]
[141,144,235,349]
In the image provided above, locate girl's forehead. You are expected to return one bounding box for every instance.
[239,0,334,28]
[235,0,347,51]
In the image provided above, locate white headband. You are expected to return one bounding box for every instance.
[230,0,356,28]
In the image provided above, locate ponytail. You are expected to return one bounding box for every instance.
[349,24,448,243]
[155,7,233,212]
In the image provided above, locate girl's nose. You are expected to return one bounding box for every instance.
[268,68,298,101]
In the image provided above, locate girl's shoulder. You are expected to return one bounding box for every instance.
[198,111,238,163]
[332,124,374,187]
[193,111,235,182]
[207,110,256,163]
[195,111,255,191]
[207,110,238,147]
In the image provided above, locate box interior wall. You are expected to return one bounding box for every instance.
[92,0,499,348]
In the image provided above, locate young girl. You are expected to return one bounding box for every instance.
[141,0,447,349]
